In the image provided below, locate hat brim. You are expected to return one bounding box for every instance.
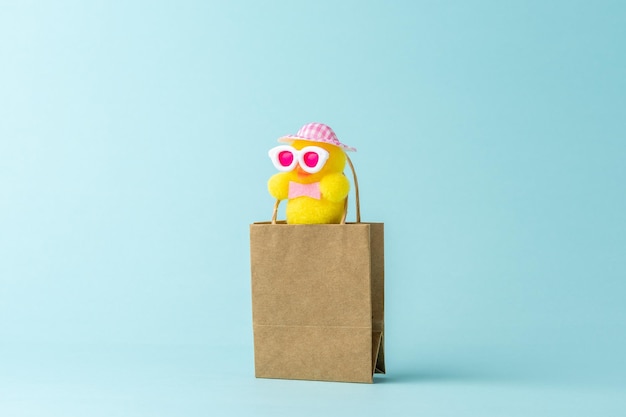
[277,135,357,152]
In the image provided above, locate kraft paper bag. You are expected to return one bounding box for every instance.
[249,221,385,383]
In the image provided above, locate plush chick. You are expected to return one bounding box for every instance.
[267,123,356,224]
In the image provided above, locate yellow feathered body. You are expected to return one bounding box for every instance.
[268,140,350,224]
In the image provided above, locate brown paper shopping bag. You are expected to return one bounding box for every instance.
[250,157,385,383]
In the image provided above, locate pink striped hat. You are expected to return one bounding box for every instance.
[278,122,356,152]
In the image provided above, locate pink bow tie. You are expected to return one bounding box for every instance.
[288,181,321,200]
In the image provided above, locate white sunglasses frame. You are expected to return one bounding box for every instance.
[268,145,331,174]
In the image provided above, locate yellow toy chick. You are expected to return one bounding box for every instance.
[268,123,357,224]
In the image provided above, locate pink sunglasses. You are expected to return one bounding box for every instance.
[268,145,330,174]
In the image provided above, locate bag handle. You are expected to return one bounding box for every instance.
[271,154,361,224]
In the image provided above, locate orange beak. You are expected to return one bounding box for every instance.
[295,165,310,178]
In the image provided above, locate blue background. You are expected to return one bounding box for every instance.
[1,1,625,415]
